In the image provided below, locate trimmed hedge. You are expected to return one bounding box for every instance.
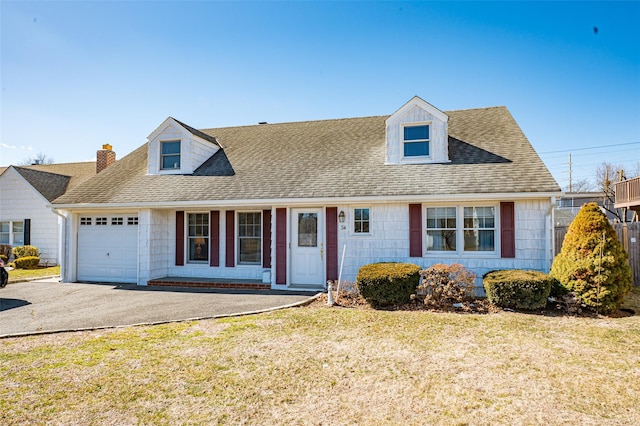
[483,270,553,310]
[13,245,40,259]
[14,256,40,269]
[357,262,421,307]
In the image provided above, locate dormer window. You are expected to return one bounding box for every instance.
[160,140,181,170]
[403,123,430,157]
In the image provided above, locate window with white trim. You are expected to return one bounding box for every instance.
[128,217,138,225]
[0,221,23,245]
[96,217,108,225]
[238,212,261,264]
[160,140,181,170]
[425,207,457,251]
[463,206,496,252]
[111,217,124,226]
[188,213,208,262]
[403,124,430,157]
[353,208,370,234]
[80,217,92,226]
[424,205,497,255]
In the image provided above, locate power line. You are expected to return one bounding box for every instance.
[538,141,639,155]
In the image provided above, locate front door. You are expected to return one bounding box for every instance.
[291,208,324,286]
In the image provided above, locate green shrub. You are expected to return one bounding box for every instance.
[417,263,476,308]
[357,262,421,307]
[550,202,632,314]
[0,244,11,259]
[14,256,40,269]
[483,270,552,310]
[12,245,40,259]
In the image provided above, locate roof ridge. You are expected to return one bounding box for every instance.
[200,114,390,132]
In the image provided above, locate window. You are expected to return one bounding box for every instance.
[188,213,208,262]
[403,124,430,157]
[238,212,261,264]
[353,208,370,233]
[160,140,181,170]
[424,205,497,254]
[111,217,124,226]
[463,206,495,252]
[0,221,23,245]
[80,217,92,225]
[426,207,457,251]
[96,217,108,225]
[128,217,138,225]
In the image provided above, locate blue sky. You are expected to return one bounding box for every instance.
[1,1,638,190]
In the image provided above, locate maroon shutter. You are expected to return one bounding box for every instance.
[262,209,272,268]
[225,210,235,267]
[210,211,220,267]
[23,219,31,246]
[175,211,184,266]
[500,202,516,258]
[275,208,287,284]
[326,207,338,281]
[409,204,422,257]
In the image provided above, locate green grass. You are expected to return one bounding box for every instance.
[2,293,639,425]
[6,265,60,282]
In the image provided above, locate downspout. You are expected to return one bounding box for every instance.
[50,207,66,282]
[545,197,556,272]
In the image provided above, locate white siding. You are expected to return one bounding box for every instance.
[334,200,551,292]
[386,105,449,164]
[147,120,219,175]
[0,168,61,264]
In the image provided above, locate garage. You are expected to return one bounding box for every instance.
[77,215,139,283]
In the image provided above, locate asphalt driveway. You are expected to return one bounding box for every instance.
[0,279,318,337]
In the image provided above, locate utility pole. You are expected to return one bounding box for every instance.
[568,153,572,192]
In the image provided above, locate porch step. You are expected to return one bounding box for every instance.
[147,277,270,290]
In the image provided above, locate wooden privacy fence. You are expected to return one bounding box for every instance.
[555,222,640,287]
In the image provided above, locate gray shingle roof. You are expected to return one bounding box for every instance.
[3,162,96,202]
[52,106,560,206]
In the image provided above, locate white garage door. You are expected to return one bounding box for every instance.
[77,215,138,283]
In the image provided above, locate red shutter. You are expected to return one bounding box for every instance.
[262,209,272,268]
[500,202,516,258]
[326,207,338,281]
[210,211,220,267]
[175,211,184,266]
[275,208,287,284]
[225,210,235,267]
[409,204,422,257]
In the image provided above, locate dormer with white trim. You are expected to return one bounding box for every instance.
[147,117,222,175]
[385,96,449,164]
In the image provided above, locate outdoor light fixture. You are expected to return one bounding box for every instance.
[338,210,346,223]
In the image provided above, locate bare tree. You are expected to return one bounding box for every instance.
[595,162,637,222]
[566,178,594,192]
[18,152,54,166]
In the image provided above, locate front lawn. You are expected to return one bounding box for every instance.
[1,293,638,425]
[6,266,60,283]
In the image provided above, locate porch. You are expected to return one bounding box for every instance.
[614,176,640,213]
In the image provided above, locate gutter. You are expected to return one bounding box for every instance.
[52,191,564,210]
[50,207,66,281]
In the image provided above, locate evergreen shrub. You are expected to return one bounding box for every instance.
[357,262,421,307]
[13,245,40,259]
[483,270,552,310]
[550,202,632,314]
[14,256,40,269]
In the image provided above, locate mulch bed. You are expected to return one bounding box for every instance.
[309,291,635,318]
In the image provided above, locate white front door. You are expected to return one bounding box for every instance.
[290,208,324,286]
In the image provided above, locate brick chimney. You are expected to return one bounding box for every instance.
[96,144,116,173]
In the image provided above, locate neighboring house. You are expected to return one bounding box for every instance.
[52,97,561,291]
[0,146,114,265]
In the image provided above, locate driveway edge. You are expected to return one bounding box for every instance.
[0,291,324,339]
